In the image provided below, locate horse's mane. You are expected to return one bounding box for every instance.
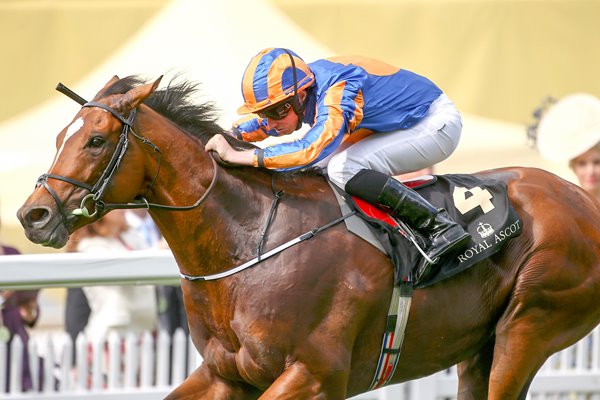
[103,75,255,150]
[104,75,323,178]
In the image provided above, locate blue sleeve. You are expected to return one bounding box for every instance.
[233,117,279,142]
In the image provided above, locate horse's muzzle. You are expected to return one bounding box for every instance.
[17,204,69,249]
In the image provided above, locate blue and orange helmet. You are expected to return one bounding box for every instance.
[237,48,315,115]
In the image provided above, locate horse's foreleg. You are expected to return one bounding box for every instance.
[258,361,348,400]
[456,338,494,399]
[165,363,261,400]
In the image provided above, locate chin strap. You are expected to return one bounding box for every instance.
[282,49,309,130]
[294,93,309,130]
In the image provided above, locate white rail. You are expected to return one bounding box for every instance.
[0,250,179,289]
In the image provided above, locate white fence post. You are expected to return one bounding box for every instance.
[139,331,154,388]
[58,336,73,392]
[106,331,121,389]
[75,333,88,391]
[0,341,6,393]
[171,328,188,385]
[26,338,39,392]
[123,331,138,389]
[90,336,102,391]
[42,336,55,393]
[593,328,600,370]
[8,335,23,395]
[155,330,171,387]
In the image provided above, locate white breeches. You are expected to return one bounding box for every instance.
[324,93,462,189]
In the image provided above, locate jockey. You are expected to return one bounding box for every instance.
[205,47,471,267]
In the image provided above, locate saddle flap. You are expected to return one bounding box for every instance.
[351,196,398,227]
[332,173,523,288]
[401,174,436,189]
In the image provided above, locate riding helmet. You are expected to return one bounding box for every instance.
[237,48,315,115]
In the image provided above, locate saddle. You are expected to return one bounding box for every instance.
[331,173,523,288]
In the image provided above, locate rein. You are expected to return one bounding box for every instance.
[40,83,219,220]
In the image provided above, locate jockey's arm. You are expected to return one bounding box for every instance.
[230,116,272,142]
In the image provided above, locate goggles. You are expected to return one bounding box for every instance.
[257,102,292,120]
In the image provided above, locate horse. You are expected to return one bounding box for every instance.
[17,75,600,399]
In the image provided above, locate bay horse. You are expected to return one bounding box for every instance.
[17,75,600,399]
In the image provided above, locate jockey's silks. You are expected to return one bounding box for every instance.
[233,56,442,171]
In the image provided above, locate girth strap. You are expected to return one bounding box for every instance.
[180,210,357,282]
[369,282,413,390]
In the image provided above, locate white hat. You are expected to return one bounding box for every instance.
[536,93,600,162]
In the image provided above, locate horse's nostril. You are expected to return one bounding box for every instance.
[26,207,51,227]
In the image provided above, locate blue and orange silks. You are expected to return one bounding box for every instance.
[233,56,443,171]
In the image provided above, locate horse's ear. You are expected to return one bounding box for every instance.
[92,75,120,101]
[118,75,163,111]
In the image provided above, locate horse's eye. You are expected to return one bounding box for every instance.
[88,136,105,148]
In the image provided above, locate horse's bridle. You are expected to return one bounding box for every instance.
[36,83,218,228]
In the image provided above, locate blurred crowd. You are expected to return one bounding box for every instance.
[529,92,600,202]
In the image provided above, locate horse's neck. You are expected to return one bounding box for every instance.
[138,116,275,276]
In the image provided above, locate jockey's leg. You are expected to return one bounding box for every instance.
[327,94,469,277]
[345,169,470,267]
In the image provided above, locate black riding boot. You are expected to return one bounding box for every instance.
[346,169,471,268]
[377,177,471,262]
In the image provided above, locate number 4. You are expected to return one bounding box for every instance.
[452,186,495,215]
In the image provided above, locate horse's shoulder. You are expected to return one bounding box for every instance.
[278,172,336,200]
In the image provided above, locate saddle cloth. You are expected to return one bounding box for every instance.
[331,173,523,288]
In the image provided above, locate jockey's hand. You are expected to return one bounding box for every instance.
[205,134,254,166]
